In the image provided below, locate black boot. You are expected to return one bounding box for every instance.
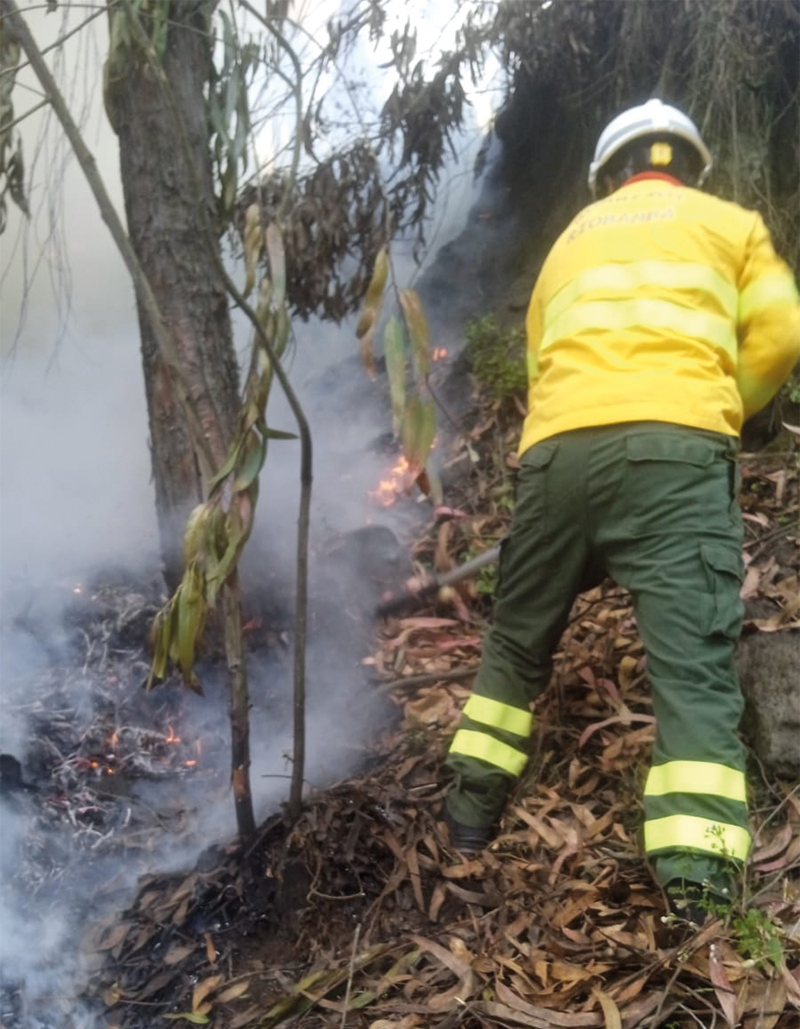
[445,812,492,854]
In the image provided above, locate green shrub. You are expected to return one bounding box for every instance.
[465,315,527,401]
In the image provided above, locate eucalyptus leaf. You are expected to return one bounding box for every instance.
[383,316,406,435]
[401,394,436,478]
[266,224,286,308]
[233,433,266,491]
[177,566,205,688]
[399,289,430,384]
[263,427,298,440]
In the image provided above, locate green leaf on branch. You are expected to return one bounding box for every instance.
[264,427,298,440]
[233,433,266,491]
[383,316,406,436]
[356,246,389,379]
[183,503,211,565]
[148,602,173,689]
[209,437,244,490]
[401,394,436,480]
[399,288,430,383]
[176,565,206,693]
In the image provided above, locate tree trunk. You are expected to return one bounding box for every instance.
[105,0,239,589]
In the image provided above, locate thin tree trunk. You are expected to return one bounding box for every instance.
[104,0,240,589]
[223,571,255,841]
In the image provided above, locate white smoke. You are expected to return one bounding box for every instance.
[0,3,502,1024]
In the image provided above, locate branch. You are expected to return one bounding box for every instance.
[0,0,217,477]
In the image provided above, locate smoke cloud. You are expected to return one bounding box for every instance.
[0,4,499,1025]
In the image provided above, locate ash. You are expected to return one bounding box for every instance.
[0,572,232,1029]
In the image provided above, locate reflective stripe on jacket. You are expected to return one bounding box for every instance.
[519,178,800,456]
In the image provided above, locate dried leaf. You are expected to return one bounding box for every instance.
[398,289,430,384]
[164,944,196,966]
[97,922,131,952]
[428,881,447,921]
[216,981,251,1004]
[357,247,389,379]
[266,223,286,308]
[578,714,655,748]
[242,202,263,298]
[494,982,602,1025]
[739,973,787,1029]
[401,394,436,479]
[592,988,622,1029]
[709,943,737,1027]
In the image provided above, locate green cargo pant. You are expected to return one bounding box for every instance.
[445,422,748,888]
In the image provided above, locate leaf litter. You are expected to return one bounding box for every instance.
[6,412,799,1028]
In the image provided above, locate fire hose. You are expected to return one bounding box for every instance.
[374,544,501,618]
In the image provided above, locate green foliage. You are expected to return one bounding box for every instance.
[465,315,527,402]
[696,887,785,971]
[149,219,293,691]
[208,9,260,223]
[732,906,784,969]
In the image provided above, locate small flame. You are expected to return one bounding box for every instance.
[165,726,182,745]
[432,347,448,361]
[185,759,197,767]
[369,455,411,507]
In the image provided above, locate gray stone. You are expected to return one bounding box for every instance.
[738,630,800,779]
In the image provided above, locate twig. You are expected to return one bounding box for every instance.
[341,923,362,1029]
[374,665,480,695]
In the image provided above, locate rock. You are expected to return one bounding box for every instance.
[737,630,800,778]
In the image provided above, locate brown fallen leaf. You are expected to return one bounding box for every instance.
[709,942,737,1028]
[97,922,131,953]
[164,943,196,966]
[410,934,474,1011]
[216,980,251,1004]
[192,974,223,1013]
[493,983,602,1025]
[592,987,622,1029]
[739,973,787,1029]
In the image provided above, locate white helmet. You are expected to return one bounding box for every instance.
[588,99,712,196]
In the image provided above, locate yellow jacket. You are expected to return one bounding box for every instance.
[519,174,800,455]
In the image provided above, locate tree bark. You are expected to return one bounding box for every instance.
[105,0,240,589]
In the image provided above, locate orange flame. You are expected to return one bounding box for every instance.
[432,347,448,361]
[369,455,411,507]
[165,726,182,745]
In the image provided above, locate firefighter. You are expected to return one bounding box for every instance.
[444,99,800,918]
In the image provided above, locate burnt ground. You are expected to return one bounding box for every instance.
[1,384,798,1029]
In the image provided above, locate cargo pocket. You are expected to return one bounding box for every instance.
[515,441,558,529]
[700,543,744,639]
[625,432,725,534]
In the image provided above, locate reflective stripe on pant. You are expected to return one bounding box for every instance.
[445,422,749,882]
